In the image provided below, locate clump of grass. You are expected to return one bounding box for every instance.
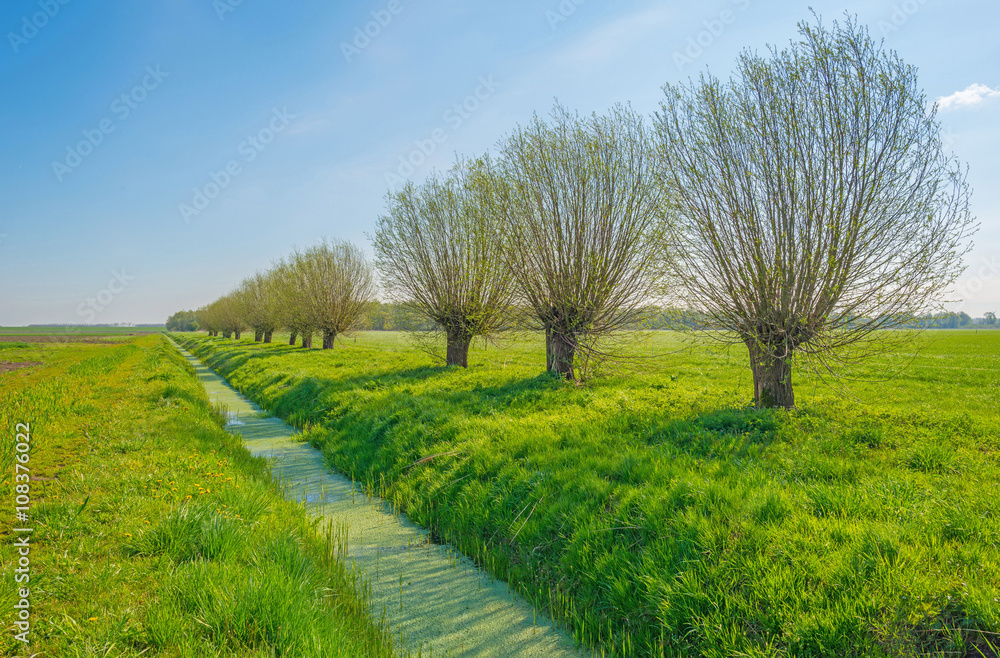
[210,400,231,428]
[128,500,247,562]
[841,421,889,448]
[905,440,962,474]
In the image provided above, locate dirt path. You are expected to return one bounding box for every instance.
[171,340,591,657]
[0,361,42,372]
[0,335,136,343]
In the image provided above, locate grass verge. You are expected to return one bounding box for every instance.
[1,335,396,657]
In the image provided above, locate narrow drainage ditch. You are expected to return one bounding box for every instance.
[170,340,591,657]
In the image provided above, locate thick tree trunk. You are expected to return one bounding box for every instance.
[289,331,298,346]
[263,330,273,343]
[301,333,313,349]
[322,329,336,350]
[234,329,242,340]
[254,329,263,342]
[746,341,794,409]
[446,334,472,367]
[222,331,232,339]
[545,328,576,380]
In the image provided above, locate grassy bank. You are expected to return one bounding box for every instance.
[0,336,396,657]
[176,330,1000,657]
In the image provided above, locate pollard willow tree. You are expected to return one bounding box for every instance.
[274,257,315,347]
[236,270,282,343]
[655,15,975,408]
[294,239,376,349]
[485,103,667,379]
[213,293,245,339]
[195,303,220,336]
[372,164,515,367]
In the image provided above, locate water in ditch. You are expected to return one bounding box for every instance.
[171,341,591,657]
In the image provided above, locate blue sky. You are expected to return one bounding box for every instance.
[0,0,997,325]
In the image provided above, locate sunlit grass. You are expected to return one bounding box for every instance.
[0,336,396,657]
[175,329,1000,657]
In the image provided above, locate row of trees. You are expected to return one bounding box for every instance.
[196,240,375,349]
[375,103,665,373]
[379,15,974,408]
[183,16,976,409]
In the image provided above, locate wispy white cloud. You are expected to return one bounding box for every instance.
[936,83,1000,111]
[550,6,675,70]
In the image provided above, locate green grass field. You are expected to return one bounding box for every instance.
[0,326,165,336]
[0,336,396,657]
[175,329,1000,658]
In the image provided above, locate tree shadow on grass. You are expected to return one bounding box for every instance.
[639,406,786,461]
[158,383,206,409]
[454,372,565,415]
[265,365,452,428]
[187,337,562,412]
[188,337,792,465]
[196,338,306,373]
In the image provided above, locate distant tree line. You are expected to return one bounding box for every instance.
[171,16,978,409]
[194,239,375,348]
[919,313,974,329]
[166,310,199,332]
[170,306,998,333]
